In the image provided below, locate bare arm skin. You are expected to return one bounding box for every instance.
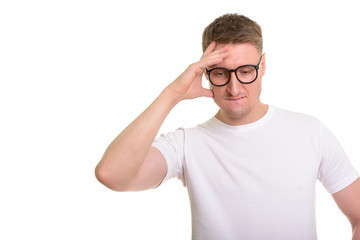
[95,42,229,191]
[332,178,360,240]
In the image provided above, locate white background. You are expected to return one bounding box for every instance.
[1,0,359,239]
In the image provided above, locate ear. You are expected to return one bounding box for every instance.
[260,53,266,76]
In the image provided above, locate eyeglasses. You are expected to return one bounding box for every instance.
[205,55,263,87]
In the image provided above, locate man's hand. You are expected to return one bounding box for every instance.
[167,42,229,102]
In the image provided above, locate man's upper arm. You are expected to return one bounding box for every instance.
[332,178,360,226]
[127,146,167,191]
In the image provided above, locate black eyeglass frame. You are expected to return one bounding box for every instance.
[205,55,263,87]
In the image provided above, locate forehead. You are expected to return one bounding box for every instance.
[213,43,260,68]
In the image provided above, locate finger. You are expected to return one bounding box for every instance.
[201,44,228,62]
[202,42,228,60]
[209,44,229,56]
[200,88,214,98]
[203,41,217,56]
[199,51,229,69]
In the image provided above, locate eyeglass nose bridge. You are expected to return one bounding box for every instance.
[226,69,238,84]
[228,69,237,74]
[224,69,243,90]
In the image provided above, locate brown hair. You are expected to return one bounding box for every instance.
[202,13,263,53]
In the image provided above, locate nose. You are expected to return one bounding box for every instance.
[226,72,244,96]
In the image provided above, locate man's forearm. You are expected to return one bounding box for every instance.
[95,86,179,190]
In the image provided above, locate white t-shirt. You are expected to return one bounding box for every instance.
[152,106,358,240]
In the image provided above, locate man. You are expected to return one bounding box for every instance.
[95,14,360,239]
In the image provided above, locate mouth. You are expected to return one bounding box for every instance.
[226,96,246,101]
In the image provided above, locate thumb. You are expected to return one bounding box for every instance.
[200,88,214,98]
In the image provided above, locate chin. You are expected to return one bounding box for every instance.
[222,105,252,120]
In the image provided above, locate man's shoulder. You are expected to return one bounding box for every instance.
[272,106,321,125]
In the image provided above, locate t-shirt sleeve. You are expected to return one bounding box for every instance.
[317,123,359,194]
[152,128,186,186]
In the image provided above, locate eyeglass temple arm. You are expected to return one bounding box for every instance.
[257,54,263,66]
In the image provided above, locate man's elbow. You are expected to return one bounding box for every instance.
[95,164,131,192]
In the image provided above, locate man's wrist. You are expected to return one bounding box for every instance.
[162,84,183,106]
